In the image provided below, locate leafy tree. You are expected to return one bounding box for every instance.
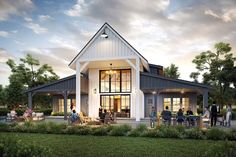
[6,54,59,108]
[0,85,7,107]
[164,63,180,79]
[190,42,236,107]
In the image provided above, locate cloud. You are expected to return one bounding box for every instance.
[205,9,236,22]
[0,0,34,21]
[21,47,75,78]
[38,15,52,22]
[0,31,9,37]
[23,16,48,34]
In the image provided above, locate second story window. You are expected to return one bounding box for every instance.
[100,69,131,93]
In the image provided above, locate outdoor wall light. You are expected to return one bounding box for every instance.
[93,88,97,94]
[101,30,108,38]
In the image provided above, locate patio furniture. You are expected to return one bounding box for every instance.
[217,116,225,126]
[32,112,45,121]
[79,112,91,123]
[6,111,17,122]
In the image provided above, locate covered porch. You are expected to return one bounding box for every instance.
[25,74,88,120]
[140,72,209,116]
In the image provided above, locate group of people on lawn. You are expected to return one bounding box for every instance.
[149,101,233,128]
[9,107,34,121]
[99,108,114,124]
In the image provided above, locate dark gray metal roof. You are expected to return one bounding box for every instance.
[25,74,88,94]
[140,72,210,90]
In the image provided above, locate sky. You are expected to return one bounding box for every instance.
[0,0,236,86]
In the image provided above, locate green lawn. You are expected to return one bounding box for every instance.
[1,132,233,157]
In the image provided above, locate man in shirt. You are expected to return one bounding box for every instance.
[161,106,172,125]
[211,101,218,127]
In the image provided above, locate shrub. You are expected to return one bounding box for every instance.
[51,112,70,116]
[175,125,185,134]
[202,141,236,157]
[185,128,203,139]
[206,127,226,140]
[15,109,25,116]
[35,108,52,116]
[0,108,9,116]
[0,123,10,132]
[0,136,52,157]
[66,125,92,135]
[226,129,236,141]
[157,126,181,138]
[128,124,147,137]
[109,124,132,136]
[92,126,109,136]
[142,129,159,138]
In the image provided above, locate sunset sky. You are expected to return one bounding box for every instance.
[0,0,236,86]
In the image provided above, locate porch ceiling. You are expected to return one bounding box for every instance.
[80,59,139,73]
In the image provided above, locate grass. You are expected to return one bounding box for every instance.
[1,132,235,157]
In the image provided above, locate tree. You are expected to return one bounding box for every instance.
[0,85,7,107]
[190,42,236,108]
[164,63,180,79]
[6,54,59,108]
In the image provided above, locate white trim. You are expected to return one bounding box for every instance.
[135,57,140,121]
[78,56,137,62]
[80,61,89,72]
[126,59,136,70]
[76,61,81,113]
[69,23,149,69]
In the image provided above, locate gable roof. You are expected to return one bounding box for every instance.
[68,22,149,70]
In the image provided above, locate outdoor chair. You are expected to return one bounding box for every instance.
[79,112,91,123]
[217,116,225,126]
[6,111,17,122]
[32,112,45,121]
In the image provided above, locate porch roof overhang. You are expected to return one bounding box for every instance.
[25,74,88,94]
[68,22,149,71]
[140,72,212,94]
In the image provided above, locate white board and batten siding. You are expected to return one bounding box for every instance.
[78,27,137,62]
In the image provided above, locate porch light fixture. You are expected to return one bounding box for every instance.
[101,30,108,38]
[106,63,116,75]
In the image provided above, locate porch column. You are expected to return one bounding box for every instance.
[135,58,140,121]
[28,92,32,109]
[76,61,81,113]
[63,91,68,120]
[203,89,208,111]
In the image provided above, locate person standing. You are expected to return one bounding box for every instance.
[226,104,232,127]
[211,101,218,127]
[149,107,157,128]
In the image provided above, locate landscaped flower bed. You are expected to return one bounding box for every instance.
[0,122,235,141]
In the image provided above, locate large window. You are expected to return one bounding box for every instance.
[100,95,130,117]
[163,98,171,110]
[100,69,131,93]
[58,99,72,112]
[182,98,189,112]
[172,98,180,112]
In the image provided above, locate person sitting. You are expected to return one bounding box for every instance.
[23,107,33,121]
[186,107,194,126]
[202,107,210,127]
[149,106,157,128]
[104,109,110,124]
[10,108,18,120]
[71,110,79,123]
[161,106,172,125]
[176,108,185,125]
[99,107,103,120]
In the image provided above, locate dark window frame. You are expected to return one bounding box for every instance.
[99,69,131,93]
[100,94,131,117]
